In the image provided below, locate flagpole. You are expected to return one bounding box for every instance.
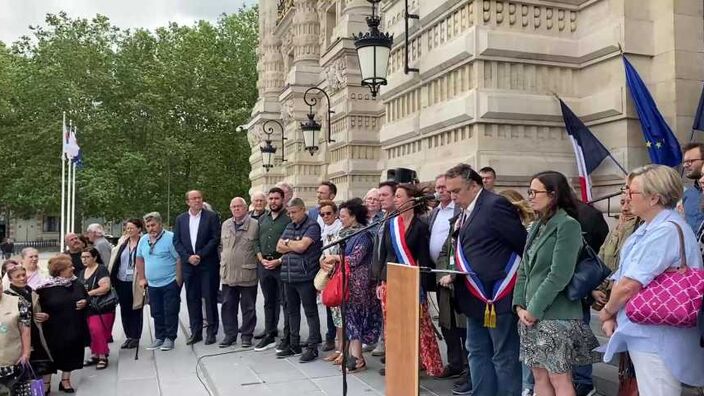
[60,112,67,249]
[67,120,74,235]
[70,161,77,233]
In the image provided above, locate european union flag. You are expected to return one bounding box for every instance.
[623,56,682,167]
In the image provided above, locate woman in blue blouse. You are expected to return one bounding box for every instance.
[599,164,704,395]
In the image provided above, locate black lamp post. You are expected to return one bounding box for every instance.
[301,87,335,155]
[353,0,394,97]
[260,119,286,171]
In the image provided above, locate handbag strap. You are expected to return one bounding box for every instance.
[667,221,688,271]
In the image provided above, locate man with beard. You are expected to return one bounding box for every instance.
[682,143,704,233]
[253,187,292,351]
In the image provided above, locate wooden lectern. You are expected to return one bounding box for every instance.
[385,263,420,396]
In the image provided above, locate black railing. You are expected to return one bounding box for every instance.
[13,240,59,251]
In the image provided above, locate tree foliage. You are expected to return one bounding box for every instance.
[0,8,257,224]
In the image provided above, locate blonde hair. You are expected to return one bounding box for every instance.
[499,189,536,226]
[627,164,683,209]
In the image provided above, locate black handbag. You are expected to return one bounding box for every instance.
[565,239,613,301]
[89,276,119,313]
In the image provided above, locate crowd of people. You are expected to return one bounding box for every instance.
[2,153,704,396]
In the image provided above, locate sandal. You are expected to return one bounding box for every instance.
[323,351,341,362]
[333,353,344,365]
[96,358,108,370]
[344,356,367,373]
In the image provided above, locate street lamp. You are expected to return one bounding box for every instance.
[301,87,335,155]
[261,119,286,171]
[353,0,393,97]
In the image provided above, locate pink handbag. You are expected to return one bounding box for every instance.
[625,221,704,328]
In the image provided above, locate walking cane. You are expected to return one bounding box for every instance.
[135,287,147,360]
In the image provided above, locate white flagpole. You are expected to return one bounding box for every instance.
[70,161,76,233]
[66,120,74,235]
[60,112,67,250]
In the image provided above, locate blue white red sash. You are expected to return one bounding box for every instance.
[389,216,416,266]
[454,238,520,327]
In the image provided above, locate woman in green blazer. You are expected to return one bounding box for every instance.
[513,171,599,396]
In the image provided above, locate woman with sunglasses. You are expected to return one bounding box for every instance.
[317,200,344,359]
[514,171,599,396]
[599,165,704,396]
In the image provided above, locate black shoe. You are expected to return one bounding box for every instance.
[219,336,237,348]
[380,356,385,364]
[454,372,468,387]
[120,339,133,349]
[253,330,267,340]
[378,367,385,376]
[128,339,140,349]
[276,348,294,358]
[254,335,277,351]
[275,340,290,353]
[437,365,465,379]
[59,379,75,393]
[321,339,335,352]
[241,338,253,348]
[205,334,217,345]
[186,334,203,345]
[451,382,473,395]
[299,347,318,363]
[575,384,595,396]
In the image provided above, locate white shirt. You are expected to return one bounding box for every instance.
[321,219,343,255]
[458,188,483,229]
[429,200,456,263]
[189,209,202,253]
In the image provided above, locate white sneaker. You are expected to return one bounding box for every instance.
[145,339,164,350]
[371,339,385,356]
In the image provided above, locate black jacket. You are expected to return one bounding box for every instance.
[173,209,222,272]
[453,190,527,320]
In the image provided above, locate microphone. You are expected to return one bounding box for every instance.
[412,192,441,202]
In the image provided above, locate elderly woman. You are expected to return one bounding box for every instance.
[78,248,115,370]
[108,219,145,350]
[318,200,344,354]
[36,254,89,393]
[599,164,704,396]
[321,198,381,372]
[514,171,600,396]
[19,247,47,290]
[0,263,31,395]
[3,262,55,392]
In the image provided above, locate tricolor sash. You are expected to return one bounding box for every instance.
[454,239,520,328]
[389,216,416,266]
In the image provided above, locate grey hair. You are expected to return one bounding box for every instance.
[287,197,306,209]
[86,223,105,236]
[250,191,266,201]
[143,212,163,225]
[230,197,247,206]
[21,247,38,258]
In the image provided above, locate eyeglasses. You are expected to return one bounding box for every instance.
[526,189,548,198]
[80,256,92,260]
[320,211,334,217]
[621,186,644,199]
[683,158,703,166]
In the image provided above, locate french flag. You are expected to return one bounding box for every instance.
[559,99,610,202]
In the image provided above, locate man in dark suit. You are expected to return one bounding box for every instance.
[173,190,222,345]
[445,164,527,396]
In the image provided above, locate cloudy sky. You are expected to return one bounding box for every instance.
[0,0,257,45]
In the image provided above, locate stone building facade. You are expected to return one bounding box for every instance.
[247,0,704,205]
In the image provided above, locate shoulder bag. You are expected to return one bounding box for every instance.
[321,259,350,308]
[88,273,119,314]
[565,238,613,301]
[625,221,704,328]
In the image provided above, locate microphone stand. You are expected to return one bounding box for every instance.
[321,199,428,396]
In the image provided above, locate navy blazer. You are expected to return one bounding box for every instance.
[453,190,527,320]
[173,209,221,271]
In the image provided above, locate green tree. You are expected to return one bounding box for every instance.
[0,7,257,226]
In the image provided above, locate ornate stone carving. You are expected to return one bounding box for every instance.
[324,58,347,94]
[277,0,295,23]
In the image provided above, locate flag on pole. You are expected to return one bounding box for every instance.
[558,99,610,202]
[623,56,682,167]
[70,126,83,168]
[65,125,80,161]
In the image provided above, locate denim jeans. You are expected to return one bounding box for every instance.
[466,313,521,396]
[148,280,181,341]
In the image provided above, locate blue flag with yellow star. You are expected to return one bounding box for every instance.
[623,56,682,166]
